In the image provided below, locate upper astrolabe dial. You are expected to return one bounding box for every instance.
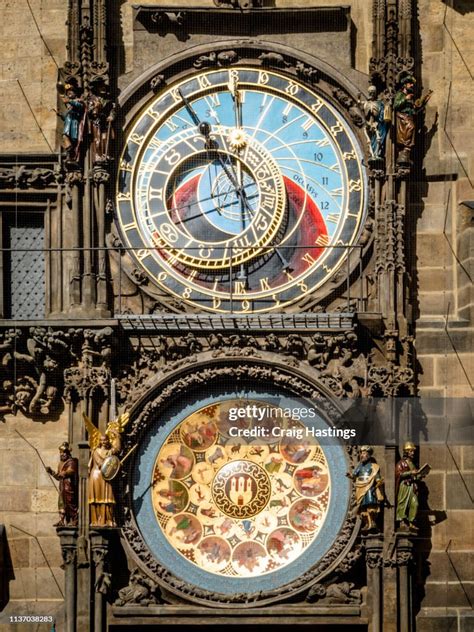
[116,66,367,313]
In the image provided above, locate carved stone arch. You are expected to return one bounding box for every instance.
[118,39,368,143]
[118,352,360,607]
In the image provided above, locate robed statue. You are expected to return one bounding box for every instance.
[395,441,430,533]
[46,441,78,527]
[394,76,432,163]
[83,412,130,527]
[347,445,388,533]
[358,85,389,160]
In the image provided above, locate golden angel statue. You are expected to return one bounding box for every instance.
[83,412,130,527]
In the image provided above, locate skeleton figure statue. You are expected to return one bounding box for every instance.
[84,412,130,527]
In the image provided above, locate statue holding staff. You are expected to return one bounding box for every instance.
[46,442,79,527]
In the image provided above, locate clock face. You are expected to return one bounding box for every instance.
[117,66,367,313]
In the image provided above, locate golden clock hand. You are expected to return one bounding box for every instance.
[177,88,252,217]
[229,83,248,283]
[228,76,242,129]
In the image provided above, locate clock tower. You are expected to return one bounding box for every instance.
[0,2,472,632]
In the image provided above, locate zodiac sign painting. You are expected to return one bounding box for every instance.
[150,400,332,577]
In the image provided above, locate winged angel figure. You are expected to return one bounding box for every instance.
[83,412,130,527]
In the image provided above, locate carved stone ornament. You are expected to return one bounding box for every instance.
[306,581,361,604]
[213,0,263,7]
[0,166,58,189]
[193,50,239,69]
[115,568,162,606]
[61,547,77,567]
[365,550,383,569]
[116,356,359,606]
[150,74,165,92]
[150,11,187,29]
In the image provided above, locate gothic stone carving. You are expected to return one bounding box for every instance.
[0,166,58,189]
[114,568,162,606]
[306,581,361,604]
[193,50,239,69]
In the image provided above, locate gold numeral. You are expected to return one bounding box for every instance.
[197,75,212,90]
[330,122,343,137]
[234,281,247,295]
[149,187,163,200]
[130,133,144,145]
[343,150,357,160]
[311,98,324,114]
[137,249,150,261]
[122,221,137,231]
[315,138,330,147]
[119,159,132,171]
[315,234,330,246]
[165,119,179,131]
[285,81,299,96]
[349,179,362,192]
[148,136,162,149]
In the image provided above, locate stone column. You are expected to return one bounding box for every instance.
[92,167,110,316]
[57,527,78,632]
[76,438,92,632]
[397,536,414,632]
[365,535,383,632]
[382,444,398,632]
[66,170,83,312]
[90,529,111,632]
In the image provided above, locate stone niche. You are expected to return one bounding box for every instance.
[120,4,356,91]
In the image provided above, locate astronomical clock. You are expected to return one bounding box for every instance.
[0,0,435,627]
[116,66,367,313]
[108,33,374,620]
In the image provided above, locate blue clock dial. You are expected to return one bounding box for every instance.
[117,67,367,313]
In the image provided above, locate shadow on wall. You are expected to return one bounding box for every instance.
[0,525,15,611]
[441,0,474,15]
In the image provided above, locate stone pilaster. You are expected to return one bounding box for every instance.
[90,529,111,632]
[365,535,383,632]
[57,527,78,632]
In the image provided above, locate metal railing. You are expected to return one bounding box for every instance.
[0,242,371,320]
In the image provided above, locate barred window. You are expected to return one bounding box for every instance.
[2,212,45,319]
